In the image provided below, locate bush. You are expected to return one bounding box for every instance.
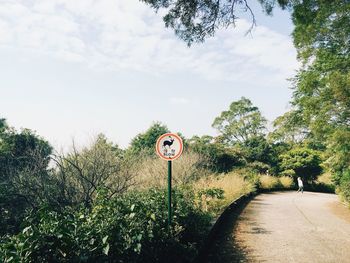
[0,188,212,263]
[279,176,294,189]
[339,170,350,203]
[307,182,335,193]
[135,151,209,188]
[195,172,254,213]
[259,175,280,190]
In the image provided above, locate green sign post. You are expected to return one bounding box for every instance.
[156,133,183,227]
[168,160,172,226]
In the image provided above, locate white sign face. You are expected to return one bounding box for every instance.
[156,133,183,161]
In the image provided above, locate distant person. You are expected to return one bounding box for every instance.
[297,177,304,193]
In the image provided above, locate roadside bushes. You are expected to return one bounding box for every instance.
[257,175,294,190]
[338,170,350,203]
[0,188,211,263]
[194,172,254,213]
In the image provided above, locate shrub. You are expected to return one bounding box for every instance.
[195,172,254,213]
[339,170,350,203]
[135,151,209,188]
[279,176,294,189]
[259,175,280,190]
[0,188,212,263]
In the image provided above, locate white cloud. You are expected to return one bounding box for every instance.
[0,0,299,83]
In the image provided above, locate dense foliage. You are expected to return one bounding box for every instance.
[286,0,350,201]
[212,97,267,145]
[0,188,211,263]
[0,120,55,236]
[280,148,323,183]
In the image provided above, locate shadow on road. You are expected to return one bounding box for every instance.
[202,194,274,263]
[204,198,251,263]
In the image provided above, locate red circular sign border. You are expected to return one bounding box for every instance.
[156,133,183,161]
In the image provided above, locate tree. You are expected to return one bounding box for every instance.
[280,147,323,183]
[140,0,291,45]
[188,135,245,172]
[212,97,267,144]
[53,134,134,206]
[0,120,54,235]
[243,135,273,164]
[128,122,170,156]
[285,0,350,198]
[269,110,309,144]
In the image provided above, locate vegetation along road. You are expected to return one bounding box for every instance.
[206,191,350,263]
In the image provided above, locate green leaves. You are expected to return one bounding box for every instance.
[140,0,292,45]
[280,147,323,183]
[286,0,350,200]
[0,188,212,263]
[103,243,110,256]
[212,97,267,144]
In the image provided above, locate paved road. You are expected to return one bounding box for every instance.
[206,191,350,263]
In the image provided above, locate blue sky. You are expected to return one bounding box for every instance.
[0,0,299,149]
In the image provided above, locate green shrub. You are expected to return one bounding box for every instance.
[0,188,211,263]
[259,175,280,190]
[307,182,335,193]
[339,170,350,203]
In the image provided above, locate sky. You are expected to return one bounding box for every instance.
[0,0,299,150]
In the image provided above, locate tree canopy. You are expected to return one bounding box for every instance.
[140,0,291,45]
[212,97,267,144]
[128,122,170,156]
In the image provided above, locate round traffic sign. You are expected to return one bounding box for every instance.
[156,133,183,161]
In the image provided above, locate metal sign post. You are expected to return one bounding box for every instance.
[156,133,183,228]
[168,160,172,226]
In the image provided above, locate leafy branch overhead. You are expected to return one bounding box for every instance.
[140,0,291,45]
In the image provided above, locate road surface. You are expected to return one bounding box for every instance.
[206,191,350,263]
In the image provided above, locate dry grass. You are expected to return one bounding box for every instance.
[317,172,333,185]
[259,175,280,189]
[134,151,209,188]
[279,176,294,189]
[194,172,254,213]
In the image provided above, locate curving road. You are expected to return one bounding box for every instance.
[206,191,350,263]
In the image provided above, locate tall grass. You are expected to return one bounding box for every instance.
[279,176,294,189]
[259,175,280,189]
[259,175,294,190]
[134,151,210,188]
[194,172,254,213]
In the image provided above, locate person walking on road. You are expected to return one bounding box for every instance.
[297,177,304,193]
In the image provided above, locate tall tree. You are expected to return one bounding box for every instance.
[0,120,54,235]
[212,97,267,144]
[287,1,350,189]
